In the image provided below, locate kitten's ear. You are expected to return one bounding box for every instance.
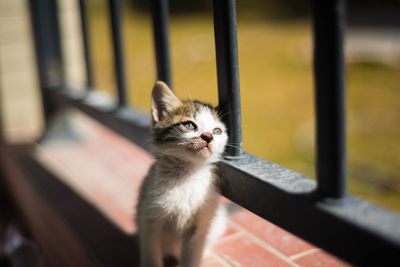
[151,81,181,122]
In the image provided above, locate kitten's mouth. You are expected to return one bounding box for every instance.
[198,144,211,155]
[188,140,212,156]
[201,145,210,151]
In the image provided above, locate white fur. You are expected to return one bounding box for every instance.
[183,107,228,163]
[137,106,227,267]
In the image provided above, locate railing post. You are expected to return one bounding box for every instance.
[78,0,94,89]
[28,0,64,126]
[108,0,128,107]
[0,85,4,144]
[151,0,172,88]
[312,0,346,198]
[212,0,243,157]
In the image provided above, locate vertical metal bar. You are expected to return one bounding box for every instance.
[151,0,172,88]
[108,0,128,107]
[78,0,94,89]
[312,0,346,198]
[212,0,243,157]
[28,0,64,126]
[0,78,4,144]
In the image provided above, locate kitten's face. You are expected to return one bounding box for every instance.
[151,81,228,163]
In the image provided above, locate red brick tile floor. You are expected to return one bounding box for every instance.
[35,112,352,267]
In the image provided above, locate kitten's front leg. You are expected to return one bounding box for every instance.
[139,219,163,267]
[181,223,209,267]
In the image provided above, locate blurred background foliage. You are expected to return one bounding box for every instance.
[86,0,400,212]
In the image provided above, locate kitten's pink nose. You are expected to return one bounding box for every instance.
[201,132,213,143]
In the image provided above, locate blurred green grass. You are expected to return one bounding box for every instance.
[87,4,400,212]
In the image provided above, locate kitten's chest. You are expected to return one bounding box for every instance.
[160,167,217,226]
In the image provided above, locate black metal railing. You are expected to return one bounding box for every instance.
[78,0,93,89]
[152,0,172,88]
[313,0,346,199]
[213,0,243,157]
[108,0,129,107]
[28,0,400,265]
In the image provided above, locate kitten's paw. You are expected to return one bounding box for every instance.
[163,255,180,267]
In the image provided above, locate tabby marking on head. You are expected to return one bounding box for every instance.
[150,81,228,164]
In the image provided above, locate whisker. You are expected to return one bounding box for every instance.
[215,109,235,118]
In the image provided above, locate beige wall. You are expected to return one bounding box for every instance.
[0,0,84,143]
[58,0,85,88]
[0,0,42,143]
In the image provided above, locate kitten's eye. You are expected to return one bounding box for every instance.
[182,121,197,131]
[213,128,222,135]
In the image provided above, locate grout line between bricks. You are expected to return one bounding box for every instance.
[290,248,321,261]
[209,251,233,267]
[229,221,302,267]
[215,230,245,245]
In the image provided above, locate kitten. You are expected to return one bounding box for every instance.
[137,81,228,267]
